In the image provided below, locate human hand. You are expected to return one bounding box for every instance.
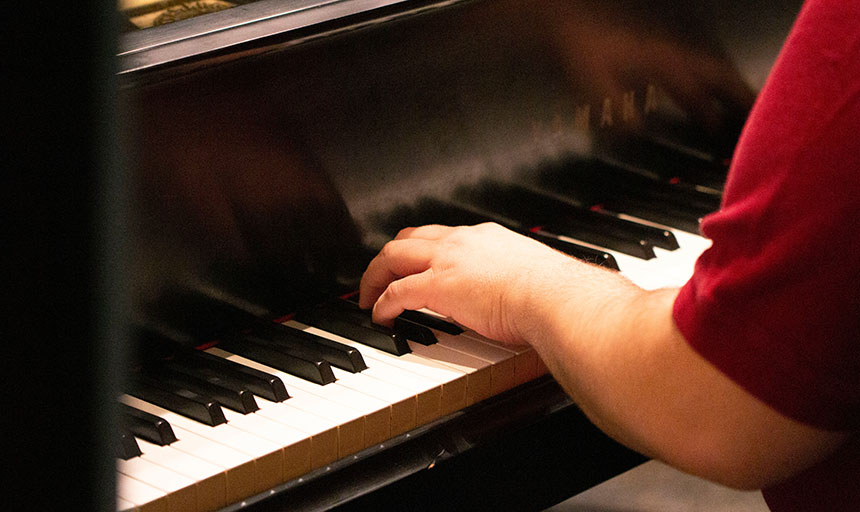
[358,222,586,345]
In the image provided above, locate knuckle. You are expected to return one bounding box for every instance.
[394,227,416,240]
[472,221,501,235]
[378,240,398,259]
[385,278,405,299]
[443,229,465,246]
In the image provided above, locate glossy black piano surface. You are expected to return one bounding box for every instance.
[105,0,805,510]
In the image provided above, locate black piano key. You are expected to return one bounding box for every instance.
[128,374,227,426]
[528,230,620,270]
[295,306,411,356]
[602,137,728,190]
[392,317,438,346]
[153,361,262,414]
[378,196,544,261]
[650,178,722,212]
[394,309,464,335]
[344,296,465,335]
[587,212,679,251]
[602,197,704,234]
[400,197,650,271]
[329,299,438,346]
[219,336,336,385]
[456,182,660,259]
[236,332,340,381]
[118,429,142,460]
[120,403,177,446]
[539,159,720,225]
[607,176,720,218]
[176,349,290,402]
[144,366,259,414]
[528,194,680,250]
[386,194,623,267]
[541,218,656,259]
[397,197,613,262]
[253,322,368,373]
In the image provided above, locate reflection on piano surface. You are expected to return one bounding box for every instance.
[114,0,802,510]
[118,0,260,31]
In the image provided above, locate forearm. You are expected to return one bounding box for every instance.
[512,258,672,458]
[514,260,846,489]
[359,223,846,489]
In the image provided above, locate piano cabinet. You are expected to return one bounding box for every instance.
[110,0,803,510]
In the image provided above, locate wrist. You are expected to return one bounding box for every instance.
[516,257,643,352]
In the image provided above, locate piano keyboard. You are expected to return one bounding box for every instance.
[115,212,711,512]
[114,135,729,512]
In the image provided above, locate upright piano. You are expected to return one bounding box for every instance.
[110,0,802,510]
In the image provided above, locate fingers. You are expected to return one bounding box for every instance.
[395,224,454,240]
[359,224,454,309]
[371,268,437,325]
[360,223,507,324]
[358,238,436,309]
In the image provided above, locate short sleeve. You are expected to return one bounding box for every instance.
[673,0,860,431]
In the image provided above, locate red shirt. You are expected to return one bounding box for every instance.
[672,0,860,510]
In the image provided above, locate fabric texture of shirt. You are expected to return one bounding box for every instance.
[672,0,860,509]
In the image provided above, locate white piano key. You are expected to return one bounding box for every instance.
[271,370,392,450]
[208,347,370,459]
[549,234,662,289]
[460,331,545,383]
[287,320,447,424]
[587,243,676,289]
[671,228,712,253]
[290,320,468,418]
[138,424,254,505]
[120,394,285,498]
[217,406,313,483]
[408,310,535,386]
[659,228,711,280]
[556,229,705,290]
[414,311,545,385]
[369,343,468,417]
[134,437,227,512]
[376,363,462,417]
[433,331,521,396]
[615,214,711,286]
[116,473,168,512]
[652,247,695,284]
[202,346,341,468]
[251,395,340,471]
[329,366,418,438]
[648,234,706,285]
[116,457,197,512]
[116,497,138,512]
[406,339,494,406]
[342,353,443,425]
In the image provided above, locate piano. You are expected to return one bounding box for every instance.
[20,0,801,510]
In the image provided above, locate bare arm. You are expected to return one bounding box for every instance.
[359,222,848,489]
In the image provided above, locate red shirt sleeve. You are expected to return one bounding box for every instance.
[673,0,860,431]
